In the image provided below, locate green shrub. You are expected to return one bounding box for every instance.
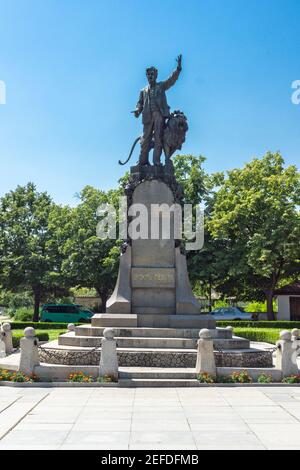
[5,308,16,319]
[197,373,215,383]
[68,372,93,383]
[213,300,231,309]
[0,291,33,312]
[282,375,300,384]
[10,371,35,383]
[230,370,253,383]
[234,328,280,344]
[257,374,273,383]
[0,369,14,381]
[9,322,81,330]
[97,375,117,383]
[244,300,277,313]
[0,369,39,382]
[12,331,49,348]
[216,321,300,329]
[13,307,34,322]
[216,371,252,383]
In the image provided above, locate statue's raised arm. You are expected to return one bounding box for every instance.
[163,54,182,91]
[120,54,187,168]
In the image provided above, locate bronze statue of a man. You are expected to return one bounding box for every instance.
[133,55,182,166]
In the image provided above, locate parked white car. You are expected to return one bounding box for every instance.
[210,307,255,321]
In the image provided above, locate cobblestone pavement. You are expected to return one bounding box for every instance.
[0,386,300,449]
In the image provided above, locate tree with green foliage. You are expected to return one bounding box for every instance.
[0,183,63,321]
[173,155,230,308]
[50,185,121,311]
[173,154,208,205]
[208,152,300,320]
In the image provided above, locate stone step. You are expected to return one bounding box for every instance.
[40,340,272,368]
[92,314,137,328]
[119,367,197,379]
[215,338,250,349]
[92,313,215,329]
[32,364,281,385]
[138,314,215,329]
[119,379,201,387]
[75,325,233,339]
[58,333,250,350]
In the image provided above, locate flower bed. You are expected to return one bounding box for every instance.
[197,370,300,385]
[0,369,39,383]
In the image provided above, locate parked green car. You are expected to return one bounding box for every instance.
[40,304,94,323]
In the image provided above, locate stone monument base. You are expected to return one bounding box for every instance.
[35,164,274,382]
[38,316,273,370]
[92,313,215,329]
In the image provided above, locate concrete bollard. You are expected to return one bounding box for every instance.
[99,328,118,382]
[0,334,5,358]
[225,325,233,337]
[67,323,76,333]
[18,327,40,375]
[275,330,299,377]
[291,328,300,344]
[195,328,216,378]
[1,323,13,355]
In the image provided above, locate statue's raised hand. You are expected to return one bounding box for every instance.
[131,109,140,118]
[176,54,182,70]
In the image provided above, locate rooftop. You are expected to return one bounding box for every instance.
[275,282,300,295]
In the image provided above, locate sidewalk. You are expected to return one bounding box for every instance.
[0,386,299,449]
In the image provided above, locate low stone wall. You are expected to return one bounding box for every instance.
[120,351,195,368]
[215,350,273,368]
[39,348,100,366]
[39,348,273,368]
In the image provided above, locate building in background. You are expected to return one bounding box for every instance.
[276,282,300,320]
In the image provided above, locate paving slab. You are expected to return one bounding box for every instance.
[0,386,300,449]
[129,431,195,447]
[64,430,130,446]
[234,406,298,424]
[131,419,190,432]
[72,420,132,432]
[247,423,300,449]
[1,429,70,446]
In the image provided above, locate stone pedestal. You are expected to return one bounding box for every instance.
[130,179,175,317]
[1,323,13,355]
[19,327,40,375]
[276,330,299,377]
[99,328,118,381]
[106,246,132,313]
[195,329,216,377]
[106,165,214,329]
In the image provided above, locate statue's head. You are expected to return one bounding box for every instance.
[146,66,158,85]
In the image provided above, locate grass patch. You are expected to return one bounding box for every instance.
[12,329,66,348]
[217,321,300,329]
[9,324,290,348]
[234,328,281,344]
[9,322,82,330]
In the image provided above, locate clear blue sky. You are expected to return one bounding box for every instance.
[0,0,299,205]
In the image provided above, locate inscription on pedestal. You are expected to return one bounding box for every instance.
[131,268,175,288]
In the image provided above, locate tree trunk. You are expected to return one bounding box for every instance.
[208,279,212,313]
[265,289,275,321]
[101,292,108,313]
[33,286,41,322]
[97,289,108,313]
